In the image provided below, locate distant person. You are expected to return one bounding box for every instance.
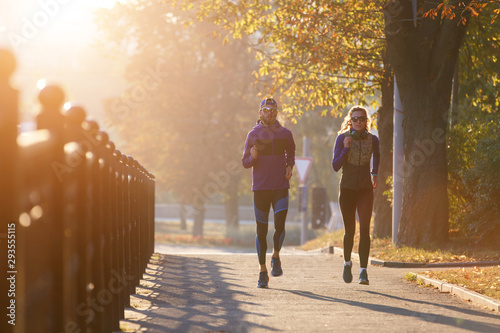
[242,98,296,288]
[332,106,380,285]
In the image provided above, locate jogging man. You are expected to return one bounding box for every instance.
[242,98,296,288]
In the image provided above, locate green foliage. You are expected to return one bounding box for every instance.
[382,175,393,206]
[447,8,499,246]
[459,3,500,119]
[404,272,417,282]
[448,121,500,246]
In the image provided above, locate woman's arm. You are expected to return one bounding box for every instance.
[371,135,380,175]
[332,133,349,172]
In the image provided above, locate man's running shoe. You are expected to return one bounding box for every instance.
[343,263,353,283]
[257,271,269,288]
[271,257,283,277]
[359,270,369,285]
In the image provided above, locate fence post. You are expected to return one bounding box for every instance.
[127,156,140,294]
[100,137,120,331]
[63,105,90,332]
[113,149,127,320]
[150,172,156,258]
[37,84,66,333]
[140,164,151,271]
[120,154,132,308]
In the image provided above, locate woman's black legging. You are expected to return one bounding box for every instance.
[339,188,373,268]
[253,189,289,265]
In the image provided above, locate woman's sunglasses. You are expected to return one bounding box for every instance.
[351,116,366,123]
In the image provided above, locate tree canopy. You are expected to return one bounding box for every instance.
[172,0,388,118]
[95,0,259,235]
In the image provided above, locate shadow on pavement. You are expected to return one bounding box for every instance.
[362,290,500,321]
[274,289,500,333]
[119,254,275,333]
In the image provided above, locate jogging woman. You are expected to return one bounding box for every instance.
[332,106,380,285]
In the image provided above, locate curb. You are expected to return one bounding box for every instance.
[314,246,499,312]
[407,272,500,312]
[373,259,500,268]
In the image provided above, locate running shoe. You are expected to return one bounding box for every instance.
[359,270,369,285]
[257,271,269,288]
[343,263,353,283]
[271,257,283,277]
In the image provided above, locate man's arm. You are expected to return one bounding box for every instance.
[285,131,296,168]
[242,132,256,169]
[285,131,295,180]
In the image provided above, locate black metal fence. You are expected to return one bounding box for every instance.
[0,49,155,333]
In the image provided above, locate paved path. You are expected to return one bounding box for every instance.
[118,248,500,332]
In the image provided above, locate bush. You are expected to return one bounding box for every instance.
[448,121,500,246]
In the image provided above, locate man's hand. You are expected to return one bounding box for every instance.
[285,165,292,180]
[372,175,378,188]
[250,145,258,159]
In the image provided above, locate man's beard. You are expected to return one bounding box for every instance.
[260,114,276,126]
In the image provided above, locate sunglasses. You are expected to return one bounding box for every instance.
[351,116,366,123]
[261,107,277,114]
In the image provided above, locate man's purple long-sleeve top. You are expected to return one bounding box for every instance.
[242,120,295,191]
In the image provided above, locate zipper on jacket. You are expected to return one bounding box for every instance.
[272,129,274,155]
[355,140,361,190]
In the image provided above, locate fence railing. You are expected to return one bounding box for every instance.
[0,49,155,333]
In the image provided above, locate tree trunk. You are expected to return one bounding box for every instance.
[397,93,450,246]
[225,196,239,235]
[373,58,394,238]
[384,0,470,246]
[179,197,187,230]
[192,205,205,238]
[224,176,240,237]
[450,60,459,129]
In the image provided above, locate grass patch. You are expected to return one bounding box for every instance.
[299,226,499,263]
[421,266,500,301]
[404,272,418,282]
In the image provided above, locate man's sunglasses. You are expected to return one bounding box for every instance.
[261,107,277,114]
[351,116,366,123]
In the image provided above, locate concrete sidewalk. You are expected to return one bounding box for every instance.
[117,249,500,332]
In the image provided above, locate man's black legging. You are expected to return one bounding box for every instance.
[254,189,289,265]
[339,188,373,268]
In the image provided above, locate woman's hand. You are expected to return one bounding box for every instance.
[343,136,352,148]
[372,175,378,188]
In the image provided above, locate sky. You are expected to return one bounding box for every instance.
[0,0,125,129]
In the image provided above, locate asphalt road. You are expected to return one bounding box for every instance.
[117,247,500,332]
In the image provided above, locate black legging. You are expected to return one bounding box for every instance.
[339,188,373,268]
[253,189,289,265]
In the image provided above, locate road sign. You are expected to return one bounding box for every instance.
[295,157,313,186]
